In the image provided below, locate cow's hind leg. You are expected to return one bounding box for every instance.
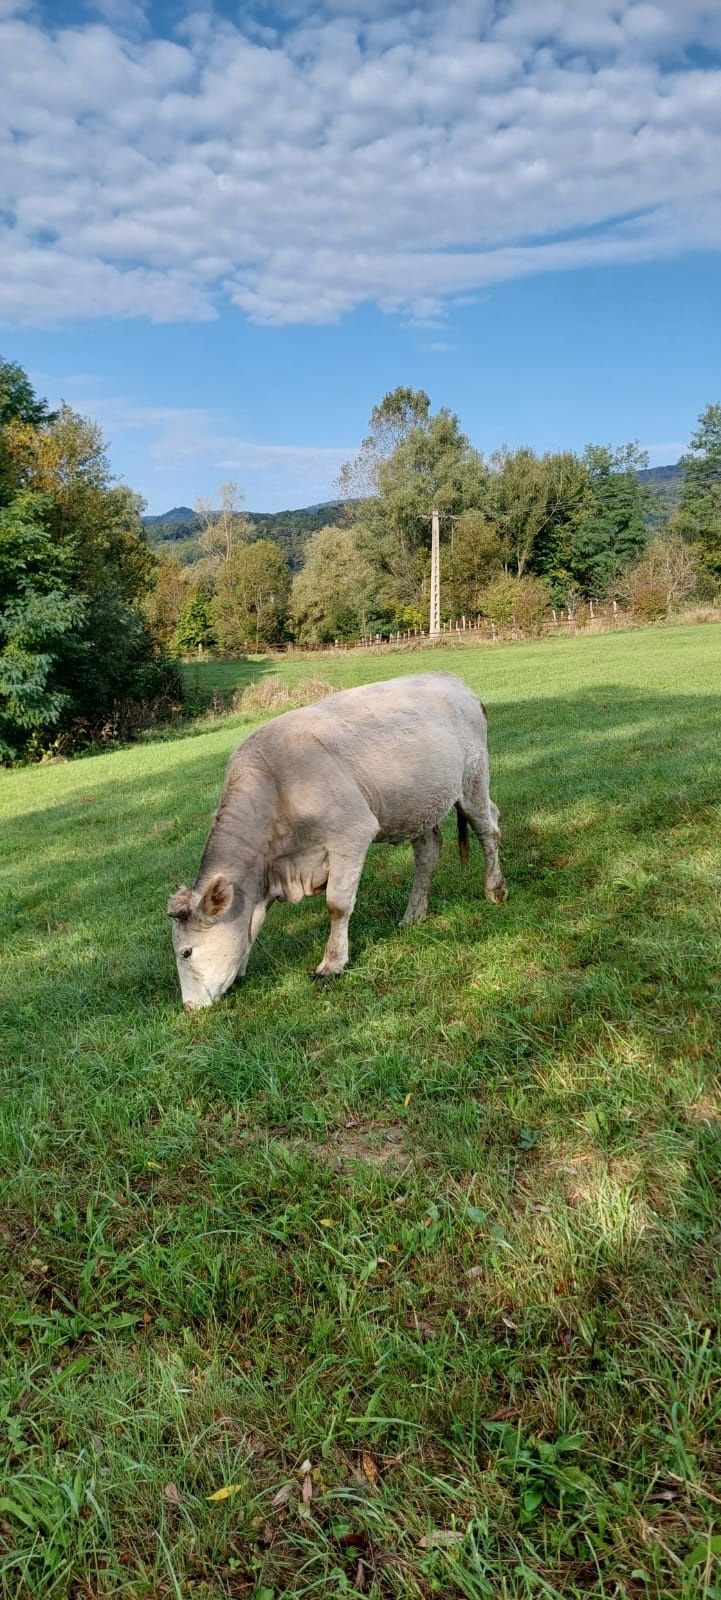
[461,773,507,904]
[400,827,443,927]
[316,847,370,978]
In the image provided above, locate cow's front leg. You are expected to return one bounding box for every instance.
[316,848,369,977]
[400,826,442,926]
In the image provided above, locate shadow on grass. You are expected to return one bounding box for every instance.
[180,654,275,710]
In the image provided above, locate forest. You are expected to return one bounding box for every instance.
[2,363,719,759]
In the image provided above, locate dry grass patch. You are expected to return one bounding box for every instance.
[235,674,332,715]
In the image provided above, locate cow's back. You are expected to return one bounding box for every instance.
[252,673,485,842]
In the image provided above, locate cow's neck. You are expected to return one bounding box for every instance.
[197,754,278,896]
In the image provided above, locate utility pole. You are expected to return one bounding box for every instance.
[429,506,441,637]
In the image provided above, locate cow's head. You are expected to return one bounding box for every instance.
[167,873,267,1009]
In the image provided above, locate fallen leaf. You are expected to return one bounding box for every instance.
[487,1406,519,1422]
[318,1218,335,1228]
[272,1482,293,1508]
[465,1265,483,1280]
[300,1459,312,1474]
[206,1483,244,1502]
[361,1451,380,1486]
[301,1471,313,1504]
[163,1482,183,1504]
[146,1161,162,1171]
[355,1557,367,1590]
[403,1093,412,1107]
[418,1529,465,1550]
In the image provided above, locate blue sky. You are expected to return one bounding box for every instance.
[1,1,720,512]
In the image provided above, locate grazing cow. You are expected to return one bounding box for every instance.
[168,672,506,1008]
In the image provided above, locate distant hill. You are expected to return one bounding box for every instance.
[142,499,350,570]
[143,505,197,528]
[638,462,683,504]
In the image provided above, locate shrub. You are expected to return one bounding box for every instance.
[479,573,550,633]
[627,535,700,620]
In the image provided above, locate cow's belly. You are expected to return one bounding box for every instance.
[370,767,463,843]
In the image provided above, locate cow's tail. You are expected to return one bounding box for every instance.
[456,805,470,866]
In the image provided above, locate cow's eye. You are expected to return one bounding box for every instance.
[181,947,192,960]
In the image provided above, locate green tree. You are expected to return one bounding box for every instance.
[173,589,216,653]
[291,524,373,643]
[213,540,291,652]
[488,447,590,585]
[338,386,431,500]
[562,443,650,597]
[0,496,83,757]
[354,403,488,619]
[0,362,179,754]
[143,556,190,649]
[442,511,507,619]
[676,404,721,580]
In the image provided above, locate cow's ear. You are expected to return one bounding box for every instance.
[167,885,192,919]
[198,873,234,920]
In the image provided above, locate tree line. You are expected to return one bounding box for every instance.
[2,361,719,759]
[151,386,721,653]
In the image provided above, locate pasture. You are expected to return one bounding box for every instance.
[1,625,720,1599]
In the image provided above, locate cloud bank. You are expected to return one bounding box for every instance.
[1,0,720,327]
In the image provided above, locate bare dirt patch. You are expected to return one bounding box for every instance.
[314,1121,417,1173]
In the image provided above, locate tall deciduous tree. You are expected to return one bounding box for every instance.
[338,387,431,500]
[196,480,253,567]
[213,540,291,652]
[354,404,488,619]
[488,447,590,584]
[143,556,191,649]
[442,511,508,619]
[291,524,373,643]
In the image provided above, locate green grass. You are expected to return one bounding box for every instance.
[1,625,720,1600]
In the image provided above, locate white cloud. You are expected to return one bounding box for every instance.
[0,1,720,326]
[78,394,351,503]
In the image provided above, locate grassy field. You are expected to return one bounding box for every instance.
[1,625,720,1600]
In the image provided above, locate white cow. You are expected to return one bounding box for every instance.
[168,672,506,1008]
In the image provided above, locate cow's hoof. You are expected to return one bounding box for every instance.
[399,908,427,927]
[486,878,508,905]
[313,963,345,980]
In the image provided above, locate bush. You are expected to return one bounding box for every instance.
[479,573,550,633]
[627,535,700,621]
